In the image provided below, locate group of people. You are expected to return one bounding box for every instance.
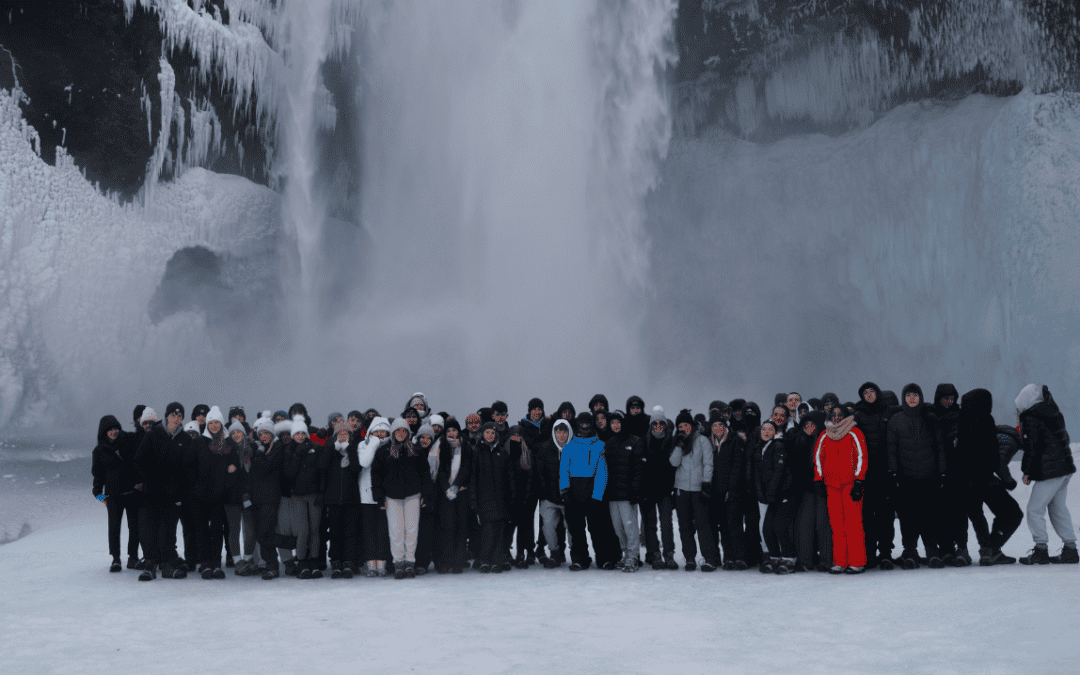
[90,383,1078,582]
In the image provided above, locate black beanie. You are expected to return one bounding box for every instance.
[133,405,146,426]
[445,418,461,433]
[675,408,694,429]
[491,400,509,415]
[626,395,645,411]
[574,412,595,435]
[191,404,210,421]
[774,393,788,408]
[527,398,544,414]
[165,402,184,419]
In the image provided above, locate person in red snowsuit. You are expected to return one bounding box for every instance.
[814,405,869,573]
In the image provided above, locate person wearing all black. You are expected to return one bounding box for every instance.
[932,383,966,565]
[134,402,196,580]
[506,399,543,568]
[414,424,442,574]
[190,404,210,433]
[92,415,142,572]
[708,412,749,569]
[468,422,516,573]
[625,396,651,439]
[250,417,284,579]
[852,382,895,569]
[434,418,472,573]
[947,388,1023,566]
[289,419,331,578]
[640,407,678,569]
[191,407,241,579]
[792,411,832,572]
[325,421,361,578]
[739,401,765,566]
[588,394,609,414]
[595,410,614,442]
[756,420,797,573]
[223,420,259,575]
[603,411,646,571]
[887,383,946,568]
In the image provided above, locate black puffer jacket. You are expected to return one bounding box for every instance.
[191,436,241,503]
[624,396,650,439]
[887,384,945,479]
[995,425,1021,490]
[603,431,645,503]
[955,388,997,486]
[435,440,472,493]
[469,440,516,520]
[371,440,433,502]
[92,415,139,498]
[755,437,794,503]
[789,411,826,492]
[324,440,361,504]
[642,419,676,501]
[289,439,330,497]
[249,439,284,505]
[933,383,961,477]
[134,422,198,500]
[853,383,889,479]
[1020,387,1075,481]
[710,432,747,501]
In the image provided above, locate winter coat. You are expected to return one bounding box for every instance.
[223,437,255,505]
[435,439,472,494]
[289,439,330,497]
[358,433,389,505]
[603,431,645,503]
[996,425,1022,490]
[249,439,284,505]
[933,383,961,477]
[669,430,713,492]
[92,415,139,498]
[535,420,571,505]
[624,395,651,439]
[371,441,434,502]
[788,412,825,493]
[560,435,608,501]
[887,384,944,479]
[642,421,677,501]
[134,421,197,500]
[853,383,889,479]
[1019,387,1075,481]
[755,436,794,503]
[324,440,361,504]
[190,437,241,503]
[954,388,998,487]
[469,440,516,520]
[813,420,868,488]
[506,422,536,501]
[710,432,747,502]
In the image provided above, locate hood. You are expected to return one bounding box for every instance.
[933,383,960,408]
[960,388,993,416]
[801,411,827,436]
[554,401,577,421]
[743,402,761,426]
[588,394,609,412]
[97,415,122,445]
[901,383,924,406]
[820,392,840,409]
[405,392,430,418]
[1015,384,1044,414]
[882,390,899,407]
[857,381,882,401]
[552,419,573,449]
[574,412,597,438]
[367,416,391,437]
[626,395,645,412]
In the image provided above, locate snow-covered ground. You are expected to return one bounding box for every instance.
[2,449,1078,674]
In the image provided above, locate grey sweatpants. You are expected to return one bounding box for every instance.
[1027,474,1077,545]
[276,495,322,561]
[539,500,570,553]
[609,501,640,559]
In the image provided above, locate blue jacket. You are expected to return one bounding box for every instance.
[559,436,608,500]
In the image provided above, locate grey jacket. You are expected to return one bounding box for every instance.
[669,431,714,491]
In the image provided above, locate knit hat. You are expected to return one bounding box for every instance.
[327,412,344,428]
[291,415,309,437]
[429,414,445,429]
[574,412,595,437]
[774,393,788,408]
[650,405,666,423]
[274,420,292,436]
[609,410,625,423]
[165,402,185,419]
[626,395,645,411]
[258,410,272,420]
[332,420,349,438]
[183,421,200,434]
[417,424,435,439]
[491,400,508,415]
[133,404,147,426]
[227,420,246,436]
[191,404,210,421]
[675,409,694,429]
[708,410,726,427]
[205,406,226,428]
[272,410,288,423]
[140,407,158,423]
[255,417,275,436]
[527,398,545,414]
[445,418,461,433]
[367,417,391,437]
[389,417,411,436]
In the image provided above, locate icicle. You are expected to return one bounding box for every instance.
[141,57,176,205]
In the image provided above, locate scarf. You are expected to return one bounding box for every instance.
[824,415,856,442]
[511,437,531,470]
[335,439,350,468]
[389,439,414,459]
[237,438,253,472]
[427,439,440,480]
[208,429,226,454]
[449,444,462,485]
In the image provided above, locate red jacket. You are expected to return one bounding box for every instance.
[814,426,868,487]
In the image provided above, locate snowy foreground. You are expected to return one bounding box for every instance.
[2,473,1079,675]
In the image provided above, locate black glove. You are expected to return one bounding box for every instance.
[1004,477,1018,491]
[700,484,712,502]
[850,480,864,502]
[814,481,827,497]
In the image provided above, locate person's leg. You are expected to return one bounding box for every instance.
[256,503,280,570]
[565,497,590,565]
[276,497,298,564]
[327,504,343,563]
[224,504,242,560]
[517,495,537,560]
[896,478,920,554]
[107,496,124,560]
[242,506,258,560]
[742,496,763,565]
[794,491,815,567]
[967,487,992,549]
[385,498,406,563]
[1025,477,1061,545]
[403,494,421,563]
[609,501,629,558]
[983,486,1023,549]
[815,491,833,566]
[842,488,866,567]
[209,503,227,569]
[1046,475,1077,544]
[776,500,797,560]
[639,499,659,562]
[691,493,721,565]
[307,496,323,567]
[540,500,561,555]
[138,501,160,568]
[179,499,197,566]
[674,491,698,563]
[124,494,143,561]
[762,503,779,558]
[625,502,640,562]
[826,487,846,567]
[194,500,214,569]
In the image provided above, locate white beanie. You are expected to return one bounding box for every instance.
[1015,384,1044,414]
[140,407,158,423]
[228,420,246,436]
[255,417,275,435]
[205,406,226,428]
[274,420,293,436]
[367,417,391,437]
[389,417,411,436]
[429,414,445,428]
[291,415,309,437]
[417,424,435,439]
[183,421,199,434]
[651,405,666,423]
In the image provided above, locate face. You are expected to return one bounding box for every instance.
[166,412,182,431]
[609,419,622,434]
[831,407,845,425]
[596,414,607,429]
[592,403,604,412]
[771,406,788,426]
[561,409,572,419]
[786,393,801,411]
[530,408,543,422]
[196,414,206,425]
[231,429,245,443]
[446,427,459,440]
[259,430,274,444]
[555,428,569,445]
[651,420,665,434]
[432,424,443,436]
[337,430,350,443]
[492,411,508,425]
[941,396,955,408]
[348,416,361,431]
[142,419,155,431]
[207,420,222,434]
[711,422,726,439]
[393,428,409,442]
[677,422,693,435]
[411,398,425,412]
[760,424,775,442]
[862,388,877,404]
[629,404,643,416]
[905,392,920,407]
[293,432,307,443]
[802,421,817,436]
[106,429,120,441]
[467,418,480,432]
[419,435,432,448]
[482,428,497,443]
[404,414,418,426]
[733,410,743,421]
[373,430,389,440]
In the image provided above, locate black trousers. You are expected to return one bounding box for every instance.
[710,495,746,564]
[359,504,392,562]
[973,483,1024,549]
[741,494,764,565]
[897,476,941,557]
[478,518,507,567]
[179,498,198,565]
[467,505,482,559]
[435,495,470,570]
[415,502,436,569]
[564,496,614,567]
[317,504,331,567]
[326,503,361,564]
[762,499,796,558]
[505,494,537,559]
[794,490,832,567]
[641,494,676,560]
[252,501,280,570]
[675,490,721,565]
[194,500,227,568]
[939,477,972,553]
[862,475,895,561]
[106,493,142,560]
[138,498,181,567]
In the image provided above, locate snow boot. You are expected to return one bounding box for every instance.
[262,568,280,580]
[524,549,536,567]
[878,557,895,571]
[844,566,865,574]
[331,561,344,579]
[513,551,527,569]
[404,562,416,579]
[297,560,314,579]
[759,559,776,574]
[953,548,972,566]
[1051,544,1079,564]
[543,555,559,569]
[491,563,503,574]
[394,565,407,580]
[201,567,214,580]
[501,561,513,572]
[568,562,584,572]
[829,564,845,574]
[980,547,1017,565]
[212,568,225,579]
[899,550,920,569]
[413,563,428,576]
[479,564,492,573]
[1020,545,1051,565]
[535,548,551,567]
[126,557,142,570]
[110,558,122,573]
[342,562,355,579]
[311,562,324,579]
[138,564,157,581]
[664,555,679,570]
[700,561,717,573]
[774,558,796,574]
[283,559,299,577]
[928,556,945,569]
[684,560,697,572]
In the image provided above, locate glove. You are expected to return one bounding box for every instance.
[446,485,459,501]
[700,484,712,502]
[96,494,106,502]
[1004,477,1018,491]
[850,480,864,502]
[814,481,827,497]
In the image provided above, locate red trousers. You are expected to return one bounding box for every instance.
[826,485,866,568]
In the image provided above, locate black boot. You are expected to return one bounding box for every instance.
[1050,545,1079,564]
[127,557,143,570]
[342,561,355,579]
[330,561,344,579]
[1020,545,1051,565]
[138,564,157,581]
[110,558,122,573]
[297,559,314,579]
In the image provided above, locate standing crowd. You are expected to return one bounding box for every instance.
[91,383,1078,582]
